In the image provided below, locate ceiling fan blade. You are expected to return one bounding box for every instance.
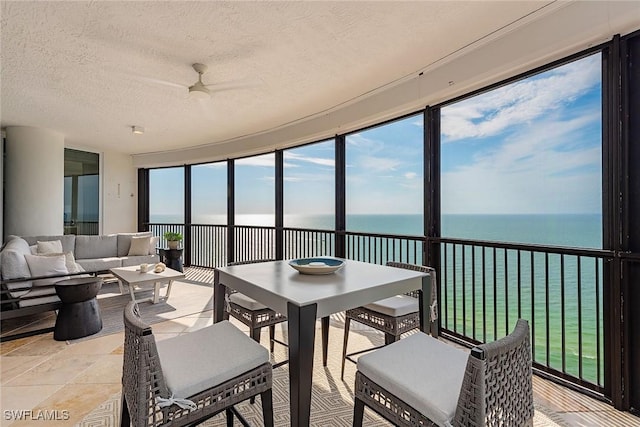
[137,75,186,89]
[204,77,261,92]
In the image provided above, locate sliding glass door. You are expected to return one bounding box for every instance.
[64,148,99,235]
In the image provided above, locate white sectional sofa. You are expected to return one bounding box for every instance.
[0,232,159,311]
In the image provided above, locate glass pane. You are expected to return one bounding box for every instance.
[64,148,99,235]
[149,167,184,223]
[235,153,275,226]
[440,53,602,248]
[284,140,335,229]
[345,114,424,234]
[192,162,227,224]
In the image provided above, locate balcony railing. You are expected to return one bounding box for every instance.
[146,222,609,396]
[434,237,609,393]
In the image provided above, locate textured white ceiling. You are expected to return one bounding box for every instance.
[1,1,563,156]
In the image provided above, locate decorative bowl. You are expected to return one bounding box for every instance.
[288,257,345,275]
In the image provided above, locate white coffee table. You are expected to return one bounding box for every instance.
[110,265,185,304]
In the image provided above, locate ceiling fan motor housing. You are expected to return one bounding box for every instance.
[189,63,211,98]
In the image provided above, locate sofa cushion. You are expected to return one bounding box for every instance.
[1,237,32,280]
[4,281,32,299]
[36,240,63,254]
[18,293,60,308]
[75,235,118,259]
[21,235,76,254]
[76,257,122,272]
[18,285,58,299]
[24,254,70,287]
[117,232,153,257]
[120,254,159,267]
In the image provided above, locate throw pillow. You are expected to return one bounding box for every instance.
[40,252,83,274]
[128,236,152,256]
[24,254,69,287]
[37,240,63,254]
[148,236,159,255]
[29,245,38,255]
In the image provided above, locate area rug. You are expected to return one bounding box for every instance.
[75,324,568,427]
[70,279,214,342]
[0,278,214,343]
[77,381,567,427]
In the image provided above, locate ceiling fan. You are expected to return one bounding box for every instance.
[139,63,255,99]
[188,63,215,99]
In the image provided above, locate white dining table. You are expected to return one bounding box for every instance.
[213,258,432,427]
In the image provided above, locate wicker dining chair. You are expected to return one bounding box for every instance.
[353,319,533,427]
[225,259,287,354]
[121,301,274,427]
[341,261,438,379]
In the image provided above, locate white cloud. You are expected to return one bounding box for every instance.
[284,152,335,167]
[442,113,602,214]
[404,172,417,179]
[346,133,385,152]
[196,162,225,169]
[442,55,600,141]
[359,155,402,172]
[235,154,275,167]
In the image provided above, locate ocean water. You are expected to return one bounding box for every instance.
[162,214,602,249]
[150,212,604,384]
[158,212,602,248]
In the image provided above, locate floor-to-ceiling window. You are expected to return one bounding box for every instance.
[235,153,275,226]
[344,114,424,263]
[282,139,336,258]
[234,153,275,260]
[148,167,185,248]
[192,162,227,225]
[283,139,335,230]
[64,148,99,235]
[438,52,604,386]
[149,167,185,224]
[345,114,424,235]
[440,53,603,248]
[191,162,227,265]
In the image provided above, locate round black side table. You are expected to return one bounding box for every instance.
[54,277,103,341]
[159,248,184,272]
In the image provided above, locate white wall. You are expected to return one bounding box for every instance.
[101,150,138,234]
[2,133,138,238]
[5,126,65,237]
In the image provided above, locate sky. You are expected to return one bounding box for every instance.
[441,53,602,214]
[149,52,602,221]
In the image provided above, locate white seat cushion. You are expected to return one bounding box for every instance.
[229,292,267,310]
[75,257,122,272]
[156,320,269,399]
[363,294,419,317]
[357,333,468,427]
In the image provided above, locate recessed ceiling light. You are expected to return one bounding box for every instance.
[132,126,144,135]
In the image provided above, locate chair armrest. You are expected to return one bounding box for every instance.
[470,347,485,360]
